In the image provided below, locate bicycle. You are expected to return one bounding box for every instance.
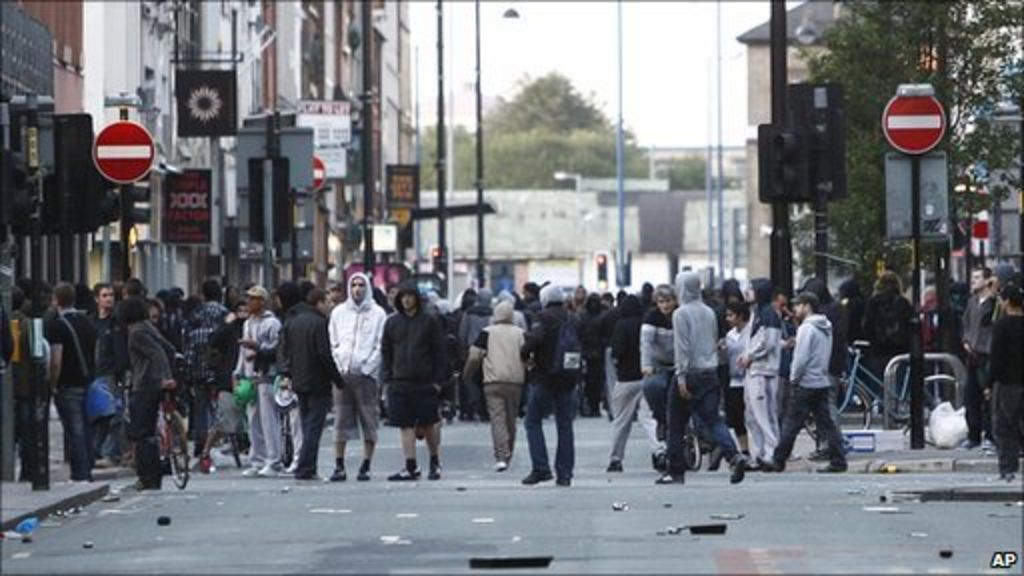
[206,386,244,469]
[159,387,190,490]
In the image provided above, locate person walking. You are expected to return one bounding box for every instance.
[770,292,847,473]
[987,283,1023,481]
[280,288,339,480]
[382,283,448,481]
[89,283,124,468]
[579,293,607,418]
[739,278,782,471]
[659,272,747,485]
[521,285,581,487]
[799,278,849,461]
[723,300,751,457]
[961,267,998,450]
[328,273,386,482]
[124,296,178,490]
[463,300,527,471]
[234,285,284,478]
[182,280,228,459]
[607,295,661,473]
[46,283,99,483]
[641,284,677,472]
[458,288,494,422]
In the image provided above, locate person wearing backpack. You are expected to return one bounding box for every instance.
[521,285,581,486]
[862,271,913,391]
[45,283,99,483]
[463,300,526,472]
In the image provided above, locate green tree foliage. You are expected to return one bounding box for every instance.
[665,156,707,191]
[419,72,648,191]
[796,0,1022,286]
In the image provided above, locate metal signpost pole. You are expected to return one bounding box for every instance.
[909,154,925,449]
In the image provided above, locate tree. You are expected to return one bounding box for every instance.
[664,157,707,190]
[418,72,648,191]
[797,0,1022,287]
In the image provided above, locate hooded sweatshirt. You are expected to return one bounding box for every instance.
[672,272,719,378]
[465,301,526,385]
[801,278,849,376]
[611,295,645,382]
[329,273,387,380]
[746,278,782,377]
[496,290,528,331]
[641,305,674,373]
[459,288,494,355]
[789,313,833,389]
[381,283,448,388]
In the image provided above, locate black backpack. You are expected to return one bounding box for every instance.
[873,296,907,349]
[548,318,583,378]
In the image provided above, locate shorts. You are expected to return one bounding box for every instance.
[212,391,242,435]
[387,384,440,429]
[333,374,381,443]
[725,385,747,436]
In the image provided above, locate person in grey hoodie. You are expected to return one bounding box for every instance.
[659,271,747,485]
[739,278,782,470]
[458,288,494,422]
[770,292,847,473]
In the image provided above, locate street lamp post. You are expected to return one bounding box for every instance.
[615,0,626,287]
[436,0,447,286]
[475,0,485,288]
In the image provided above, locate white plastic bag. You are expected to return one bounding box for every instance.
[928,401,967,449]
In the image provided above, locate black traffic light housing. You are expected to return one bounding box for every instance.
[758,123,809,203]
[1,149,31,240]
[248,157,292,244]
[120,185,152,229]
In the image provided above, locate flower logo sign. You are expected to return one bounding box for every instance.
[176,70,236,137]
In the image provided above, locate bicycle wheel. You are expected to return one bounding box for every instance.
[166,412,190,490]
[683,433,702,471]
[842,385,872,431]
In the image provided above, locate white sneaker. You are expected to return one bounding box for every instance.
[285,462,299,475]
[242,467,261,477]
[494,461,508,472]
[257,463,283,477]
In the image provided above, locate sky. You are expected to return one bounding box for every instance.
[408,1,774,150]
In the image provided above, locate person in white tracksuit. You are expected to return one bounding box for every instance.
[233,285,283,477]
[739,278,782,470]
[328,273,387,482]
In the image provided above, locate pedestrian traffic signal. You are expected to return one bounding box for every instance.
[758,123,809,203]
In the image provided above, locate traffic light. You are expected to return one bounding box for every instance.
[248,157,292,244]
[120,184,152,229]
[1,149,31,238]
[431,245,444,275]
[52,113,111,233]
[758,123,809,203]
[788,83,847,202]
[596,253,609,284]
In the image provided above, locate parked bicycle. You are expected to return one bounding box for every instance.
[159,388,190,490]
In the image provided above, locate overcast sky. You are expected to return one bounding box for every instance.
[408,1,774,149]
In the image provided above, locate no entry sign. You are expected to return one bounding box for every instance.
[93,121,155,184]
[312,155,326,191]
[882,93,946,155]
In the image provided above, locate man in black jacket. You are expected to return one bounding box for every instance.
[521,285,580,486]
[281,289,340,480]
[382,282,448,481]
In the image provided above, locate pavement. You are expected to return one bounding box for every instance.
[1,415,1021,574]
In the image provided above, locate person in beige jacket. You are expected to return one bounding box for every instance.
[463,301,526,471]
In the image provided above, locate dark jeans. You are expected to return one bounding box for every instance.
[666,370,738,475]
[459,369,486,420]
[582,355,605,415]
[55,387,93,481]
[524,383,577,480]
[296,391,331,477]
[189,381,213,457]
[993,383,1023,475]
[965,353,993,444]
[643,371,671,441]
[129,387,163,488]
[14,397,35,481]
[775,386,846,468]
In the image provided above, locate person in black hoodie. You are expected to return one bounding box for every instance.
[382,282,448,481]
[579,293,607,417]
[281,289,342,480]
[521,285,580,486]
[838,278,866,345]
[606,295,660,472]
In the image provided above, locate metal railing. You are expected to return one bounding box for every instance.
[883,353,967,430]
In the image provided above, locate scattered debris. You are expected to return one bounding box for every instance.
[310,508,352,515]
[396,513,419,519]
[472,518,496,524]
[14,517,38,535]
[882,465,899,474]
[281,486,291,494]
[612,502,629,512]
[663,503,673,509]
[846,488,866,495]
[878,495,888,503]
[82,541,94,549]
[939,549,954,559]
[909,532,928,538]
[658,524,727,536]
[469,556,554,569]
[380,535,412,546]
[101,494,120,503]
[511,536,522,543]
[710,513,745,521]
[987,512,1020,518]
[11,552,31,560]
[157,516,171,526]
[862,506,909,514]
[456,486,468,492]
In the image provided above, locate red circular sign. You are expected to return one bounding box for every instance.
[312,155,326,191]
[882,95,946,155]
[93,121,155,184]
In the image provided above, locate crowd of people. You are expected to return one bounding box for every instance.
[2,263,1022,490]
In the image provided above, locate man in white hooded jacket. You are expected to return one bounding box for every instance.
[328,273,387,481]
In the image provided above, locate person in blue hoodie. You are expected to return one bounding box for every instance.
[739,278,783,471]
[658,272,747,485]
[770,291,847,473]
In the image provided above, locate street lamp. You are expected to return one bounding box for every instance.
[475,2,520,289]
[615,0,625,287]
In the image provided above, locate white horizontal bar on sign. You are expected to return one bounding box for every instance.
[886,115,941,130]
[96,145,151,159]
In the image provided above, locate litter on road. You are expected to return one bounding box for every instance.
[83,541,94,549]
[397,513,419,519]
[939,549,954,559]
[469,556,554,569]
[157,516,172,526]
[310,508,352,515]
[612,502,629,512]
[472,517,496,524]
[710,513,745,520]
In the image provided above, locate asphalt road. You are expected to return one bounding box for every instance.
[2,416,1021,574]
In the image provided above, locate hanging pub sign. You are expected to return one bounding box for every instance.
[163,169,212,245]
[176,69,237,137]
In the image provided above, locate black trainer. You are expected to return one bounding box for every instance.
[707,447,724,472]
[555,477,571,487]
[521,470,554,485]
[817,462,848,473]
[387,468,421,482]
[330,468,347,482]
[606,460,624,473]
[428,462,441,481]
[730,456,747,485]
[357,461,371,482]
